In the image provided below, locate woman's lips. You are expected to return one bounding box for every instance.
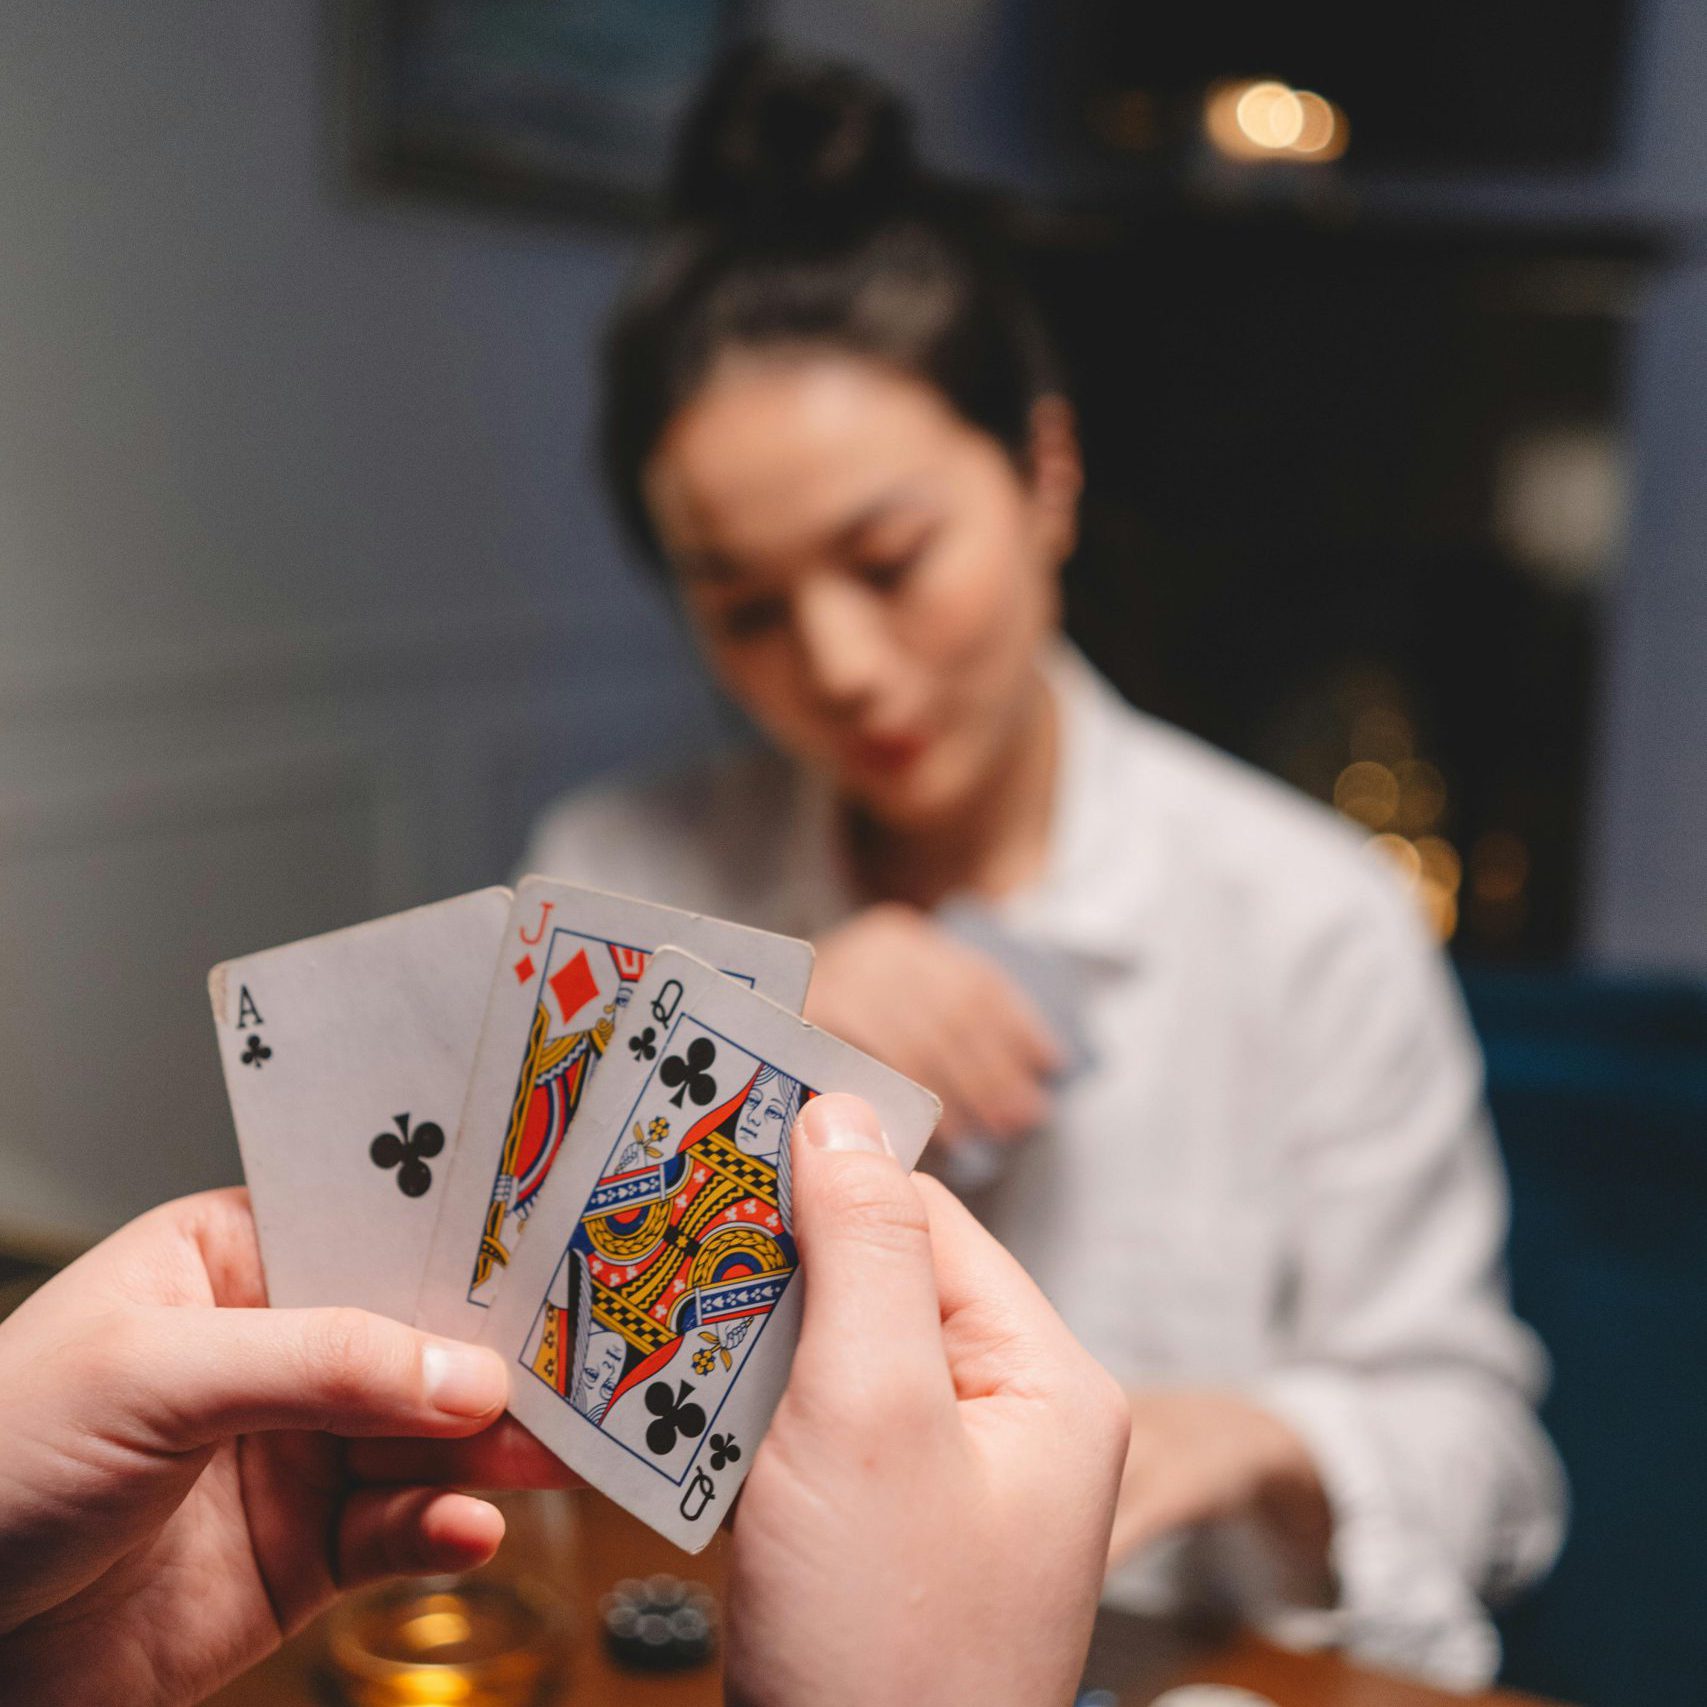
[845,728,931,773]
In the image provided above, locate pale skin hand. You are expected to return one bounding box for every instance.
[804,903,1065,1147]
[362,1093,1132,1707]
[726,1093,1129,1707]
[0,1189,539,1707]
[1109,1389,1334,1595]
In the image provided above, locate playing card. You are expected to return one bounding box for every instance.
[482,947,939,1550]
[931,900,1096,1194]
[414,879,814,1342]
[935,900,1095,1078]
[208,888,511,1321]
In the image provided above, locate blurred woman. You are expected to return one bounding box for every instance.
[524,48,1564,1686]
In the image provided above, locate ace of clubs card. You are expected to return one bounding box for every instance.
[208,888,510,1321]
[483,948,939,1550]
[414,879,814,1342]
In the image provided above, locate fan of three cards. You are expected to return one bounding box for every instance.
[208,880,939,1550]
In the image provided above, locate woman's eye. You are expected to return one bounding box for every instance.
[858,554,918,593]
[716,598,788,640]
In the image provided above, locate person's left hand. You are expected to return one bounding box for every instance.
[0,1187,551,1707]
[1108,1389,1333,1584]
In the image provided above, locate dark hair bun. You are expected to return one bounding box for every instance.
[667,44,922,241]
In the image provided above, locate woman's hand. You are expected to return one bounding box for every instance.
[0,1189,525,1707]
[805,903,1064,1147]
[1108,1389,1333,1589]
[725,1093,1129,1707]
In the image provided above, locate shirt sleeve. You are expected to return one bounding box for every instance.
[1238,873,1566,1686]
[516,782,702,904]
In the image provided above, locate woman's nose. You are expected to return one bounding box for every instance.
[792,576,890,711]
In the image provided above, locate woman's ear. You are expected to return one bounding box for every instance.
[1028,395,1083,567]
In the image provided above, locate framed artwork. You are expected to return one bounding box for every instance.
[348,0,754,223]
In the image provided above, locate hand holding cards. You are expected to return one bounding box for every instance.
[208,882,939,1549]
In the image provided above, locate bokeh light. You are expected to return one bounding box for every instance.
[1369,832,1423,884]
[1204,78,1348,164]
[1393,759,1448,835]
[1471,830,1531,904]
[1415,834,1463,895]
[1348,704,1414,766]
[1334,760,1400,829]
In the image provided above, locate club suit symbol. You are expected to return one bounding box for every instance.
[643,1379,707,1455]
[240,1034,272,1068]
[370,1112,444,1197]
[660,1037,718,1108]
[708,1432,741,1471]
[628,1025,658,1062]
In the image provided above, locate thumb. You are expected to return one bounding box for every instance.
[86,1305,508,1450]
[788,1094,949,1400]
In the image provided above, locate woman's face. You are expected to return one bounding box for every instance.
[736,1082,791,1158]
[643,351,1079,828]
[577,1331,625,1417]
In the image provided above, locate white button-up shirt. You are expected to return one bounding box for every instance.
[522,647,1565,1687]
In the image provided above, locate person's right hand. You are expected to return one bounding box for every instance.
[804,904,1064,1148]
[359,1091,1128,1707]
[724,1093,1129,1707]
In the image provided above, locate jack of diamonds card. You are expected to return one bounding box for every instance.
[484,948,938,1550]
[414,879,813,1341]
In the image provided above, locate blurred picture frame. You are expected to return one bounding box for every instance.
[346,0,755,223]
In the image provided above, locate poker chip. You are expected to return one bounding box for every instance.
[1149,1688,1278,1707]
[599,1574,718,1672]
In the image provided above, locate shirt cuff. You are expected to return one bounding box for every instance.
[1238,1364,1503,1690]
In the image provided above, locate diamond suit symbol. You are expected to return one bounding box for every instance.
[549,947,600,1026]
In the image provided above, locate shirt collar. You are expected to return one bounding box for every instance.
[767,642,1161,969]
[995,643,1160,970]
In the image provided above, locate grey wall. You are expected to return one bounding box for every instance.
[0,0,718,1241]
[1586,0,1707,973]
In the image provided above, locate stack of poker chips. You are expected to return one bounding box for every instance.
[599,1575,718,1672]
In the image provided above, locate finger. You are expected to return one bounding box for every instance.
[788,1095,953,1407]
[980,968,1067,1078]
[952,962,1064,1095]
[336,1487,505,1589]
[909,1005,1035,1142]
[349,1417,582,1490]
[103,1306,508,1449]
[935,1007,1051,1140]
[942,941,1066,1076]
[925,953,1059,1138]
[921,1011,1032,1138]
[915,1177,1093,1400]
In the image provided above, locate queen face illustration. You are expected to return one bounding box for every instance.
[734,1067,803,1162]
[576,1328,626,1421]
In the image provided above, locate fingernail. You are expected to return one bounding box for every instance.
[423,1341,507,1417]
[799,1093,892,1155]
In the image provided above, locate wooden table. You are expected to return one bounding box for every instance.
[207,1491,1561,1707]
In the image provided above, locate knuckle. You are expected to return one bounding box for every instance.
[1079,1364,1133,1460]
[863,901,915,943]
[63,1307,135,1387]
[307,1307,390,1403]
[818,1166,930,1258]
